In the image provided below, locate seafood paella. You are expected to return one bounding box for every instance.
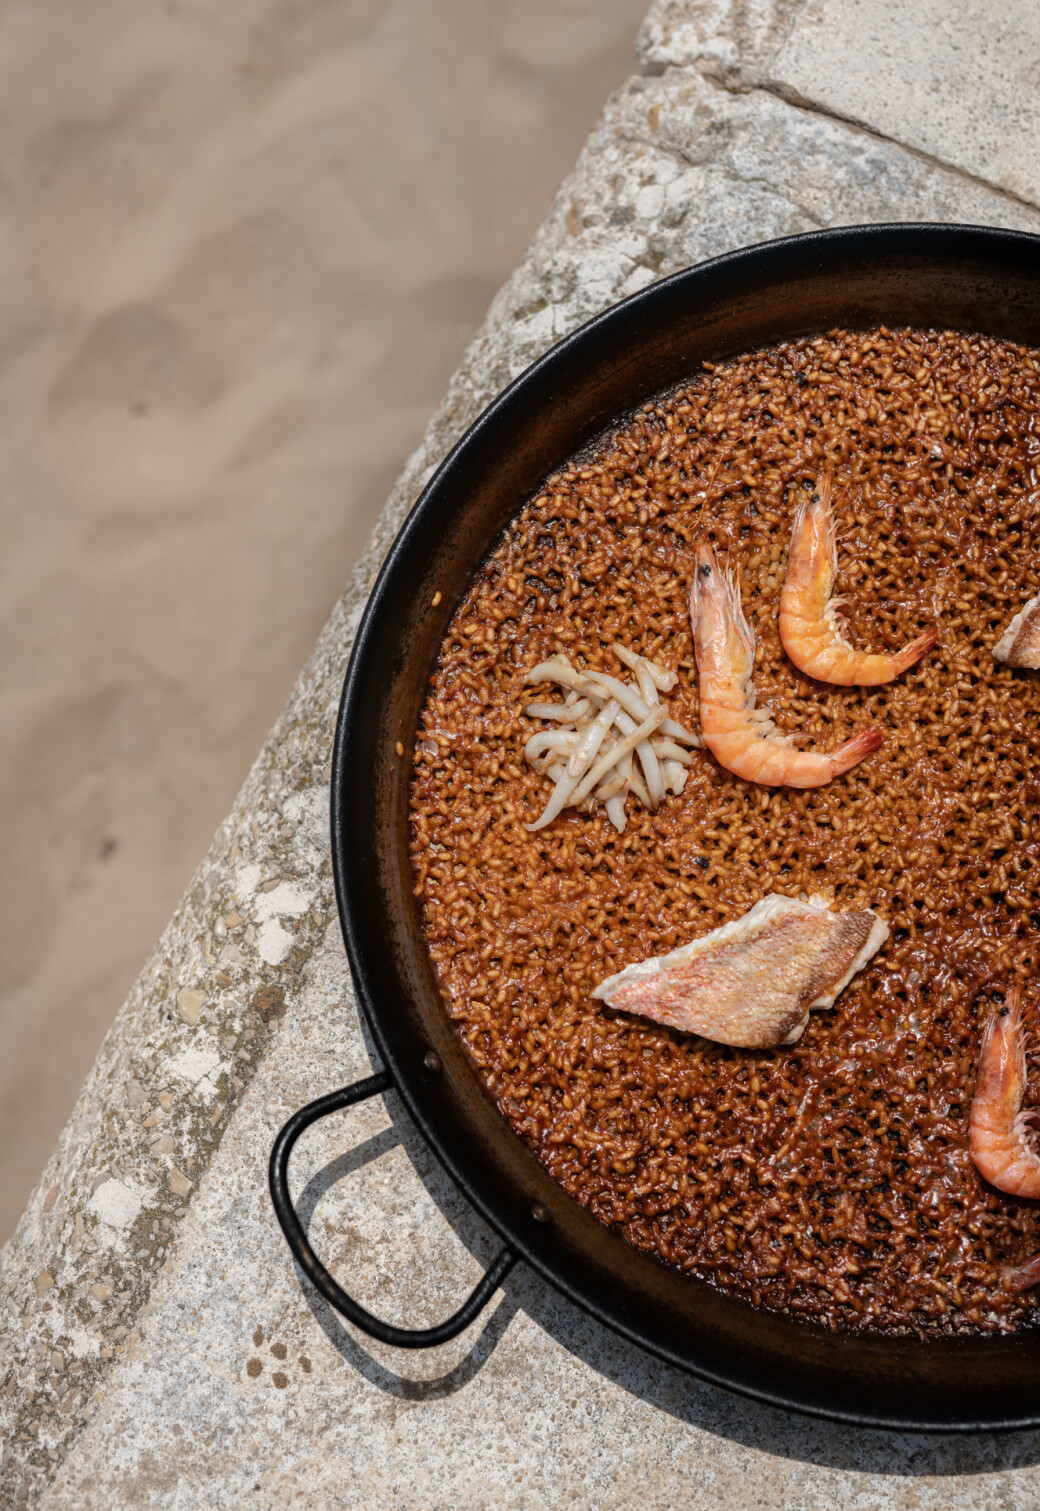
[408,324,1040,1336]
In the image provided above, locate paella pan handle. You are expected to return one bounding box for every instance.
[269,1069,516,1347]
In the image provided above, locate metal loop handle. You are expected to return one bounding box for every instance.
[269,1069,516,1347]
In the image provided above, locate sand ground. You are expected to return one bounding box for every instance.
[0,0,648,1241]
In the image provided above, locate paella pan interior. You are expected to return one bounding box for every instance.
[332,225,1040,1429]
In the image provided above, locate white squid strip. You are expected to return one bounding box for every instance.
[650,666,677,693]
[628,668,664,800]
[611,641,677,693]
[532,672,654,761]
[613,708,664,808]
[528,664,637,729]
[523,652,697,827]
[528,659,691,732]
[650,738,694,766]
[659,717,700,746]
[637,738,664,807]
[627,763,652,809]
[525,764,584,830]
[617,748,651,809]
[581,669,654,724]
[595,770,628,800]
[567,698,620,778]
[601,797,625,834]
[662,759,688,795]
[527,661,698,747]
[525,660,587,693]
[586,670,699,746]
[635,662,659,708]
[524,729,580,762]
[571,706,665,807]
[611,641,642,675]
[524,699,588,722]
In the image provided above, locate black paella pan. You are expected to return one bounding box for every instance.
[271,223,1040,1431]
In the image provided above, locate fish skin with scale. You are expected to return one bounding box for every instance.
[993,592,1040,668]
[592,893,889,1049]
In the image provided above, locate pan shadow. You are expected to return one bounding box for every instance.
[287,1046,1040,1482]
[292,1122,521,1400]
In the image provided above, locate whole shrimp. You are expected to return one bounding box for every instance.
[969,985,1040,1292]
[779,474,937,685]
[690,536,882,788]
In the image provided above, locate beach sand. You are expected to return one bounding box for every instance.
[0,0,648,1240]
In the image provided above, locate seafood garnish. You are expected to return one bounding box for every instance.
[993,593,1040,668]
[592,893,888,1049]
[690,537,883,788]
[969,985,1040,1291]
[522,648,700,833]
[779,474,936,685]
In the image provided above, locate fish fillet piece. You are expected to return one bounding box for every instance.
[994,593,1040,668]
[592,893,889,1049]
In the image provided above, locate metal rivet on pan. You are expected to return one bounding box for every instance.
[423,1050,442,1073]
[531,1203,550,1224]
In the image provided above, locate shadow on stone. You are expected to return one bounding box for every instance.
[296,1268,521,1401]
[282,1027,1040,1476]
[291,1108,518,1399]
[511,1266,1040,1480]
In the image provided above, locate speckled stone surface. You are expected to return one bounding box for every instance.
[5,6,1040,1507]
[638,0,1040,208]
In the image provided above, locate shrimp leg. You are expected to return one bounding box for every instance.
[969,985,1040,1292]
[779,475,936,685]
[690,537,882,789]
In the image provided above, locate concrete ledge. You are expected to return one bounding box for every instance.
[638,0,1040,208]
[5,4,1040,1506]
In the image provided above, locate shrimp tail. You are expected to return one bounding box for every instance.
[886,623,938,677]
[826,724,883,776]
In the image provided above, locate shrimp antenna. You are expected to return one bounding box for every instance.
[693,452,727,536]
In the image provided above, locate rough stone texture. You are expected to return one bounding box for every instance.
[5,9,1040,1509]
[638,0,1040,210]
[638,0,801,78]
